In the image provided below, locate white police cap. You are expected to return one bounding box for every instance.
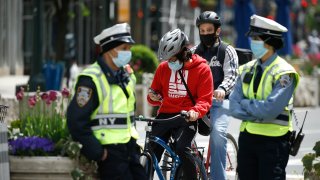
[93,23,135,46]
[246,14,288,37]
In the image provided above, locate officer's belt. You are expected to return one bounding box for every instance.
[90,116,135,126]
[276,114,289,121]
[255,111,289,126]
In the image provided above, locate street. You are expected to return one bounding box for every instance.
[136,107,320,180]
[0,75,318,179]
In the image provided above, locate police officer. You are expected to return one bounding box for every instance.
[192,11,238,180]
[229,15,300,180]
[67,23,147,180]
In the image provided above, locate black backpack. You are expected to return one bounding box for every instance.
[235,48,253,65]
[217,45,253,66]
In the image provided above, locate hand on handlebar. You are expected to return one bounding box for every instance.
[181,110,199,122]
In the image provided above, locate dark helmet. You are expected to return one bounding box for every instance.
[158,29,189,60]
[196,11,221,27]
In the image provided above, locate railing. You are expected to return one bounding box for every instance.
[135,73,155,117]
[0,105,10,180]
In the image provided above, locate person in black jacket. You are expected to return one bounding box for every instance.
[67,23,147,180]
[191,11,238,180]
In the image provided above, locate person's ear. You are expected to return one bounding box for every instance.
[216,27,221,36]
[264,43,271,50]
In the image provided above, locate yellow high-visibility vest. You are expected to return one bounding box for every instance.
[76,62,139,144]
[238,56,300,137]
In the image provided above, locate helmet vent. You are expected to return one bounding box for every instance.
[163,45,167,51]
[168,46,174,52]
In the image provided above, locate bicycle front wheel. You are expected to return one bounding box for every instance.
[226,133,238,179]
[174,151,207,180]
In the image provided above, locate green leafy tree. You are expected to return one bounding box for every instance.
[130,44,159,84]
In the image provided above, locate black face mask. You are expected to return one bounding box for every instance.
[200,33,217,47]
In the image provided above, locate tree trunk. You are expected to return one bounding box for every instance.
[54,0,70,61]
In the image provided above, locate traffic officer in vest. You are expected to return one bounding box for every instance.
[229,14,300,180]
[67,23,147,180]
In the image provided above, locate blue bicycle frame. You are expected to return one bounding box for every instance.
[136,112,190,180]
[148,135,180,180]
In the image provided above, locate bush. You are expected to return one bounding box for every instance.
[131,44,159,84]
[302,141,320,179]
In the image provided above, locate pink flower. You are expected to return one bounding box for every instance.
[45,99,51,105]
[133,64,140,71]
[28,96,37,108]
[61,88,70,98]
[16,87,25,101]
[136,59,142,65]
[16,91,24,101]
[41,92,48,100]
[48,91,57,101]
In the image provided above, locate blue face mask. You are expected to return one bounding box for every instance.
[112,50,132,68]
[168,60,183,71]
[250,40,268,59]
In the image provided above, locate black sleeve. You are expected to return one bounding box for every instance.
[66,76,103,161]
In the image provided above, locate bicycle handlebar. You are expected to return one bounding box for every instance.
[135,110,189,122]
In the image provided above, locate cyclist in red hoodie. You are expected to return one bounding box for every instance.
[147,29,213,180]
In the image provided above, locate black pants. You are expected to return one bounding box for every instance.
[151,113,197,180]
[237,131,290,180]
[97,138,147,180]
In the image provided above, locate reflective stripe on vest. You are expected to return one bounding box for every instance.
[239,57,300,136]
[90,112,135,130]
[77,62,139,144]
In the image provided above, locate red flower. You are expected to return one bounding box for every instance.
[136,59,142,65]
[301,0,308,8]
[133,64,140,71]
[48,91,57,101]
[45,99,51,105]
[28,96,37,108]
[16,87,25,101]
[41,92,49,100]
[16,91,24,101]
[61,88,70,98]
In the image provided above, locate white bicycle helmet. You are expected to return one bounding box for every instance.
[157,29,189,61]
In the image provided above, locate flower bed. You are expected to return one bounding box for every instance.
[8,86,97,179]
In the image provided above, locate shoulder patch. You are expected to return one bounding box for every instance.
[279,74,291,88]
[76,86,92,107]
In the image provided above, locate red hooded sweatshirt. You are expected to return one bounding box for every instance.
[147,54,213,118]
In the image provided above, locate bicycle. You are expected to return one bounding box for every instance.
[135,111,207,180]
[162,130,238,179]
[204,133,239,179]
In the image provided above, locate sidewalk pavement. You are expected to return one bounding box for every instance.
[0,75,29,99]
